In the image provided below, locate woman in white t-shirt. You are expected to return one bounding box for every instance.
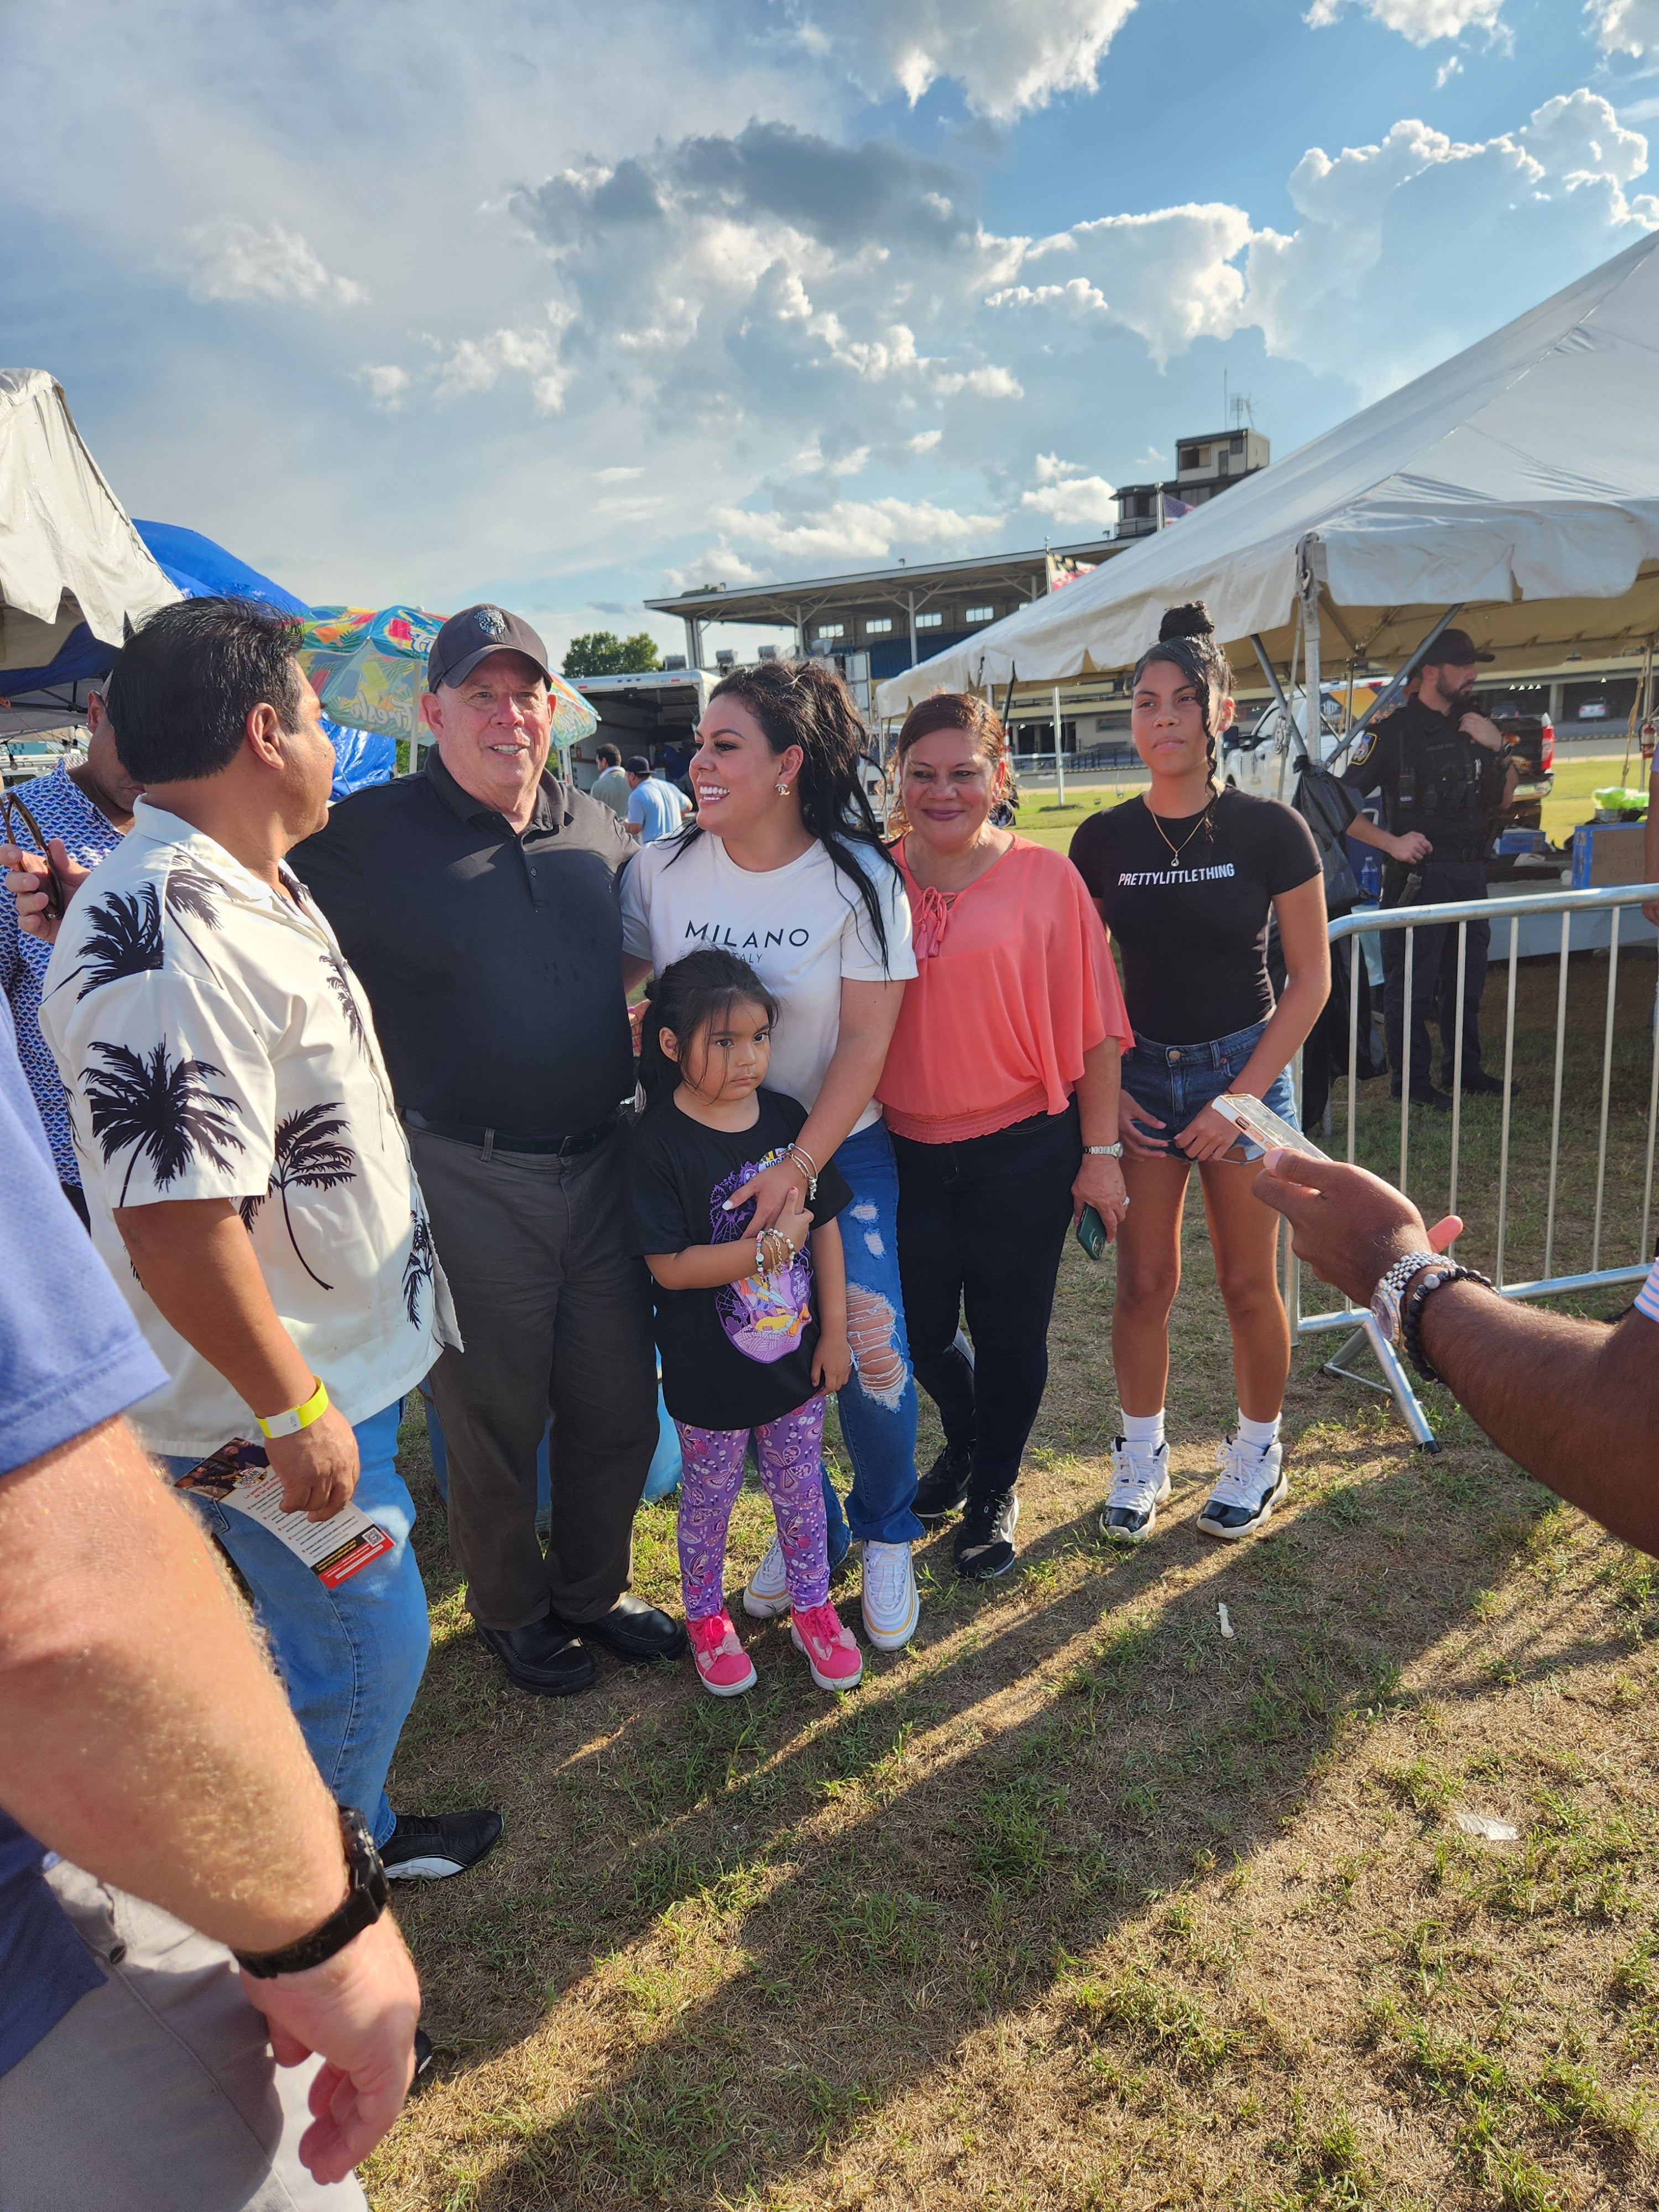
[621,660,923,1652]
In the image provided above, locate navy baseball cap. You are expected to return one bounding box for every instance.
[426,603,551,692]
[1425,627,1494,667]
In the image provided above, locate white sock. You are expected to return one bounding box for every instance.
[1237,1411,1282,1454]
[1122,1409,1166,1451]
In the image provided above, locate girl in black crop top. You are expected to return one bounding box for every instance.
[1068,606,1329,1547]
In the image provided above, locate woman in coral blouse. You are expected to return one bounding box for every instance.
[878,694,1132,1579]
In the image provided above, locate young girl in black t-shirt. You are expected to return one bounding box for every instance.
[1069,606,1329,1546]
[628,950,862,1696]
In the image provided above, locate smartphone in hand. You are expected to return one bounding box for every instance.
[1214,1093,1328,1162]
[1075,1204,1110,1262]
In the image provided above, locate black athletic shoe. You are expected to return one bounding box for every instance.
[380,1807,504,1882]
[477,1617,597,1697]
[914,1441,974,1524]
[1450,1069,1511,1097]
[412,2027,435,2085]
[953,1488,1019,1579]
[546,1593,687,1662]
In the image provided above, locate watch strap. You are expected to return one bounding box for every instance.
[1085,1143,1125,1158]
[234,1806,388,1979]
[1370,1251,1439,1342]
[1400,1263,1495,1384]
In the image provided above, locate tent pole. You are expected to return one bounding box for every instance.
[1052,685,1066,805]
[1249,635,1291,720]
[1298,537,1323,767]
[1276,611,1302,804]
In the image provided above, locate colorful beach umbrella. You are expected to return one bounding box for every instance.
[297,606,597,747]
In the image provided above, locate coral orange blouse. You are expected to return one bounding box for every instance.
[877,834,1132,1144]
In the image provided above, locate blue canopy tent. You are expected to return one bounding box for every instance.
[3,520,394,797]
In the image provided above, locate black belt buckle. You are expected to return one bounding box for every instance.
[404,1109,614,1156]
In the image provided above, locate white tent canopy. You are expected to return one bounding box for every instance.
[0,368,180,677]
[877,232,1659,717]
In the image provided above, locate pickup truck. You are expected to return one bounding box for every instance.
[1470,687,1554,830]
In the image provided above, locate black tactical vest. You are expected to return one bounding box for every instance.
[1384,701,1508,860]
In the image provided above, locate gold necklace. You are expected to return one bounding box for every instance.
[1147,799,1213,865]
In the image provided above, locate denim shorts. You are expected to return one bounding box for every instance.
[1120,1016,1301,1159]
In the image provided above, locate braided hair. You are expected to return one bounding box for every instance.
[1132,602,1233,792]
[668,658,898,969]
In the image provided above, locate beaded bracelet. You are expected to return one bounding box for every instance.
[756,1227,796,1281]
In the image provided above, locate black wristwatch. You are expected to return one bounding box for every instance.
[234,1806,389,1979]
[1400,1262,1494,1385]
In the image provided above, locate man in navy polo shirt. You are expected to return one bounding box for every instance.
[292,606,684,1699]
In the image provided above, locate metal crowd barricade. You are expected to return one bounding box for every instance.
[1288,880,1659,1447]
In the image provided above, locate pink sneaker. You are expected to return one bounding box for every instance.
[688,1610,757,1697]
[790,1601,863,1693]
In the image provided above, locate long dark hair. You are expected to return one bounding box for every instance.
[1133,601,1232,799]
[670,658,897,969]
[638,948,781,1110]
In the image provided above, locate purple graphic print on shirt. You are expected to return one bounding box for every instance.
[711,1147,812,1364]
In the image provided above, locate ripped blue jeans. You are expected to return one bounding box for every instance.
[823,1118,922,1551]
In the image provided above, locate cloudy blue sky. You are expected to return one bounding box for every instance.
[6,0,1657,661]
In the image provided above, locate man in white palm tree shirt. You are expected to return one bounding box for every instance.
[35,597,501,1890]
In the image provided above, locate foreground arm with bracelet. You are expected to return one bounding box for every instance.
[1253,1149,1659,1557]
[114,1196,359,1519]
[0,1415,419,2180]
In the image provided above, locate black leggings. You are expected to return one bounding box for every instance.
[891,1101,1081,1498]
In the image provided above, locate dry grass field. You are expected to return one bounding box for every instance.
[362,906,1659,2212]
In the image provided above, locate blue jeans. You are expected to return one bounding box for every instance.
[823,1119,922,1552]
[162,1402,429,1848]
[1119,1016,1301,1159]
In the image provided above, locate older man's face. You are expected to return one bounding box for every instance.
[424,649,552,812]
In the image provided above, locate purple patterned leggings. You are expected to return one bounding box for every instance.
[675,1396,831,1623]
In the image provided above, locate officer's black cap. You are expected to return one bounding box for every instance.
[426,604,551,692]
[1423,627,1494,667]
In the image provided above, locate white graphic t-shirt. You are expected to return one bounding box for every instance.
[620,831,915,1135]
[39,801,458,1457]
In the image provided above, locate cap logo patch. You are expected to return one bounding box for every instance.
[477,607,508,637]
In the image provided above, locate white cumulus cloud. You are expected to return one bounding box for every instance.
[1305,0,1505,39]
[802,0,1139,119]
[181,218,364,305]
[1588,0,1659,54]
[990,204,1254,366]
[1244,93,1657,384]
[678,495,1002,583]
[1020,455,1118,529]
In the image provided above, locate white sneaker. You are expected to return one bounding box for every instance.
[1197,1436,1287,1541]
[1099,1438,1171,1545]
[743,1536,791,1620]
[860,1540,919,1650]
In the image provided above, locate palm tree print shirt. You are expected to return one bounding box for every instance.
[39,800,458,1457]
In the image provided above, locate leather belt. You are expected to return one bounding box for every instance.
[403,1108,618,1160]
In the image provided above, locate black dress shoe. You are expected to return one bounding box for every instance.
[547,1592,688,1662]
[1390,1086,1455,1113]
[914,1440,973,1523]
[476,1616,597,1696]
[380,1807,504,1881]
[1452,1069,1511,1097]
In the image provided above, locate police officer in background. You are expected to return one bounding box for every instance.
[1343,630,1518,1109]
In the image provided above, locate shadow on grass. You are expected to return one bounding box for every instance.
[383,1389,1580,2210]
